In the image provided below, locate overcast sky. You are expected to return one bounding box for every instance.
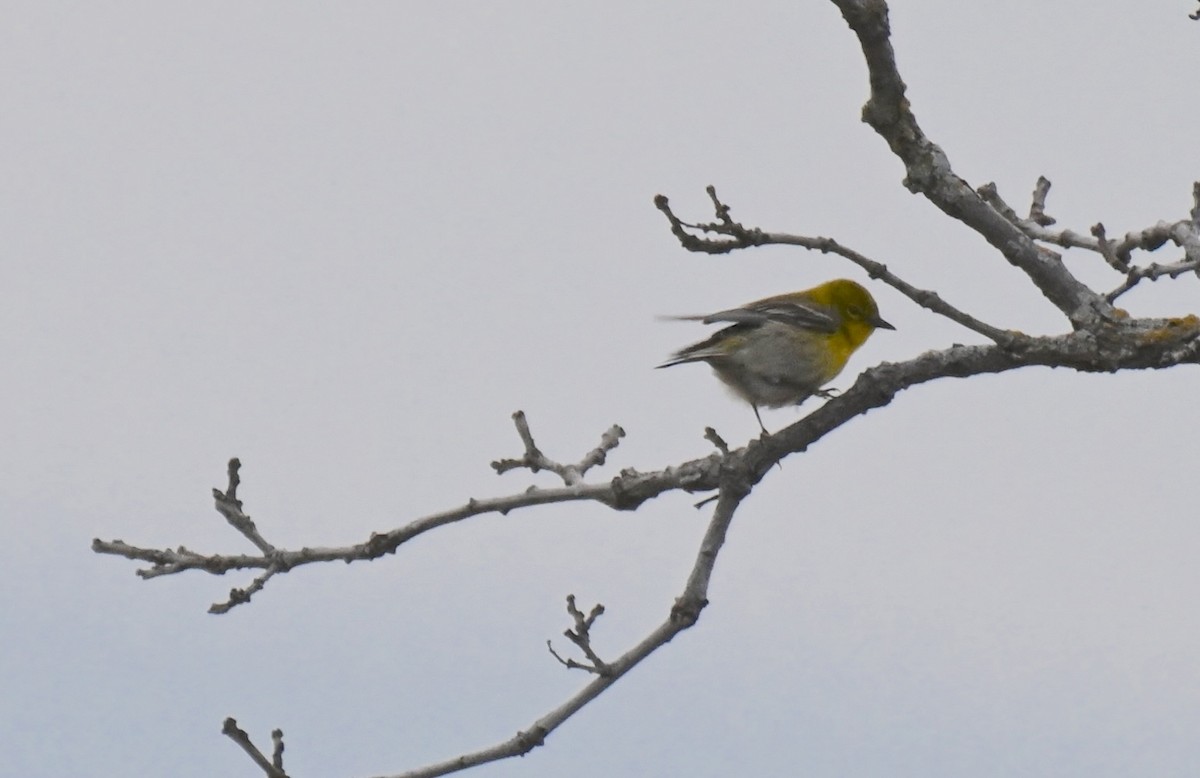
[4,2,1200,777]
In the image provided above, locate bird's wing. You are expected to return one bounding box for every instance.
[701,298,839,333]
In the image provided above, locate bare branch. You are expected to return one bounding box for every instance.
[831,0,1102,325]
[547,595,611,675]
[213,458,275,555]
[222,718,288,778]
[703,427,730,456]
[271,729,286,774]
[651,186,768,255]
[560,595,610,674]
[209,566,283,615]
[656,186,1018,345]
[1106,256,1200,303]
[1089,223,1129,273]
[977,179,1200,303]
[94,298,1200,615]
[378,457,755,778]
[546,641,595,673]
[100,304,1200,776]
[93,424,724,612]
[573,425,626,481]
[489,410,550,474]
[1113,221,1200,273]
[1027,176,1056,226]
[325,314,1200,778]
[92,7,1200,776]
[491,411,625,486]
[986,181,1199,272]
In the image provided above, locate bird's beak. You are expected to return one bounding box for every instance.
[871,315,896,330]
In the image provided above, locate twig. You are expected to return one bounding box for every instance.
[832,0,1102,325]
[95,303,1200,614]
[573,425,626,482]
[101,312,1200,776]
[656,186,1019,345]
[1090,223,1129,272]
[491,411,625,486]
[93,419,725,612]
[213,459,275,555]
[547,595,611,676]
[92,6,1200,777]
[383,316,1200,778]
[561,595,609,673]
[652,186,766,255]
[271,729,286,773]
[381,467,754,778]
[703,427,729,455]
[1106,256,1200,303]
[222,718,288,778]
[982,179,1200,300]
[209,566,283,615]
[1027,176,1056,226]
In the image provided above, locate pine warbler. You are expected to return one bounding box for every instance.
[658,279,894,431]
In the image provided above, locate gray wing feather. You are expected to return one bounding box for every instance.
[702,300,838,333]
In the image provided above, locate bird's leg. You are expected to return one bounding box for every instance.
[751,405,784,470]
[753,404,770,436]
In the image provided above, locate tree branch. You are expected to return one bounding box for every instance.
[379,464,752,778]
[491,411,625,486]
[655,185,1019,344]
[101,307,1200,776]
[92,418,722,612]
[349,312,1200,775]
[92,4,1200,776]
[547,594,611,676]
[222,718,289,778]
[830,0,1103,326]
[94,306,1200,617]
[977,178,1200,302]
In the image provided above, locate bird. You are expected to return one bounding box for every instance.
[658,278,894,433]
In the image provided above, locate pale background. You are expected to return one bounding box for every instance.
[4,2,1199,776]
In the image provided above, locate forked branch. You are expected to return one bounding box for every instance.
[655,185,1020,345]
[93,2,1200,776]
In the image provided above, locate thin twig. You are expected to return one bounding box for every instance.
[1106,256,1200,303]
[222,718,288,778]
[381,471,755,778]
[213,459,275,555]
[491,411,625,486]
[1028,176,1056,226]
[547,595,611,676]
[1090,223,1128,272]
[656,186,1019,345]
[982,179,1200,301]
[106,313,1200,778]
[93,419,725,612]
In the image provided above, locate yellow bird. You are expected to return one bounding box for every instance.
[659,279,894,432]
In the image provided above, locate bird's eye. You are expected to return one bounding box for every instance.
[847,305,864,319]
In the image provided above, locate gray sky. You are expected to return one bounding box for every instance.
[4,2,1199,776]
